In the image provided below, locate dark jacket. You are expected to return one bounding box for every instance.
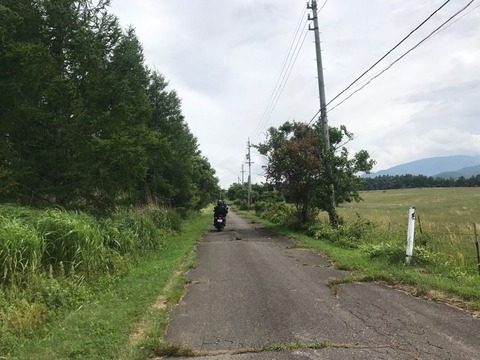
[214,204,228,217]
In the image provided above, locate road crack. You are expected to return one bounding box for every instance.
[155,340,400,358]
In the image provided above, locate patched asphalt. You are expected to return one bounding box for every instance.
[163,211,480,359]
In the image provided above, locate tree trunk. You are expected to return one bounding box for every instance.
[327,205,338,228]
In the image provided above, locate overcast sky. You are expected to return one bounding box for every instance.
[109,0,480,189]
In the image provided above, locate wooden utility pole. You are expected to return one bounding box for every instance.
[308,0,337,225]
[246,139,253,207]
[308,0,330,152]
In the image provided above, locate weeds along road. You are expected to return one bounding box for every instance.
[163,210,480,360]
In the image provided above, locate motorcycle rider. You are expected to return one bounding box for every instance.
[213,200,228,226]
[222,200,229,212]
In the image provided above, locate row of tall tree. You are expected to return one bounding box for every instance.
[0,0,219,212]
[362,174,480,190]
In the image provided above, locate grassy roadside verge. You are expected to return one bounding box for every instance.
[238,210,480,314]
[8,210,211,360]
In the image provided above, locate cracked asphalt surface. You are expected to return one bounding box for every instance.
[164,211,480,359]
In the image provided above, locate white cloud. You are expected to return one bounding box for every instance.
[109,0,480,188]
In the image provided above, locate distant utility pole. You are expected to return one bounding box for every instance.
[241,163,245,184]
[308,0,330,153]
[246,139,253,207]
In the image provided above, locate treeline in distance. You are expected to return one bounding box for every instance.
[362,174,480,191]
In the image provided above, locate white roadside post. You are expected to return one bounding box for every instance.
[405,207,416,265]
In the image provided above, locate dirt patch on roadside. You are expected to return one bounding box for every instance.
[128,296,168,345]
[152,295,168,310]
[129,320,147,344]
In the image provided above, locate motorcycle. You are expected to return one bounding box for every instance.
[214,215,226,231]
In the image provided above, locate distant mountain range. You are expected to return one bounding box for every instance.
[364,155,480,179]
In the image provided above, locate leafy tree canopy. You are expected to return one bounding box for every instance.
[256,121,375,225]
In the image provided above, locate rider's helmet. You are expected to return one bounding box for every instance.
[217,200,223,206]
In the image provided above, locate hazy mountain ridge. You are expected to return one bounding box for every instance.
[435,164,480,179]
[365,155,480,178]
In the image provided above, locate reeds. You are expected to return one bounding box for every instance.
[0,204,186,347]
[0,217,42,283]
[0,205,177,285]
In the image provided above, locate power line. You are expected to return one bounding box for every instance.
[253,1,330,136]
[318,0,329,13]
[307,108,321,125]
[328,0,477,112]
[306,0,476,122]
[433,2,480,34]
[252,174,266,183]
[250,6,307,141]
[256,25,309,137]
[326,0,452,108]
[251,2,330,142]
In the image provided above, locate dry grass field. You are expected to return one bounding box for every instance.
[335,187,480,275]
[338,187,480,226]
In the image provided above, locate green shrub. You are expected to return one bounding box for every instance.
[360,242,405,264]
[27,273,92,310]
[340,217,376,240]
[413,246,441,266]
[359,241,442,267]
[303,217,378,249]
[7,300,47,336]
[254,201,294,225]
[304,222,337,241]
[254,201,266,215]
[236,200,249,210]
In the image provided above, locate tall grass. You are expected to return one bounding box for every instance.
[0,203,185,349]
[0,205,179,282]
[36,209,108,275]
[6,209,211,359]
[0,217,42,283]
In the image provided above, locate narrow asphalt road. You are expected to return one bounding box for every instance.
[164,210,480,359]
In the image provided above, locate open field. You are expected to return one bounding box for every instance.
[334,187,480,275]
[337,187,480,228]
